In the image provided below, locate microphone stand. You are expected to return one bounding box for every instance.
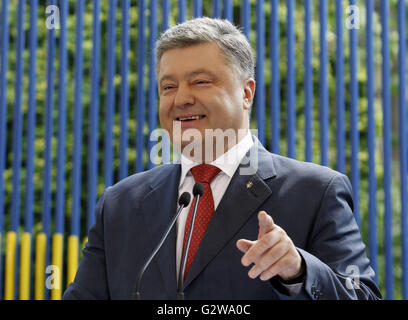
[133,192,190,300]
[177,184,203,300]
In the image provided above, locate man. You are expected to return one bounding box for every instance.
[63,17,382,300]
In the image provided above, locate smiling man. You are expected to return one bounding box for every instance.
[63,17,381,300]
[157,41,253,161]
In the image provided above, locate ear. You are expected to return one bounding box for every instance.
[242,78,256,111]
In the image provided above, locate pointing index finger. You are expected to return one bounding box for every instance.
[258,211,275,238]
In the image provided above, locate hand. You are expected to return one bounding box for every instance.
[236,211,305,281]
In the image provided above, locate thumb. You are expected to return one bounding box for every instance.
[258,211,275,238]
[236,239,255,253]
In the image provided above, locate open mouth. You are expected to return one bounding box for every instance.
[176,115,206,122]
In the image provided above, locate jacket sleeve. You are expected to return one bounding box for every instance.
[273,174,382,300]
[63,189,110,300]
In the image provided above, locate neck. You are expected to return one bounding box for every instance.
[180,128,249,163]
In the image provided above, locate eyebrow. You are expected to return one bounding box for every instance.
[159,69,218,87]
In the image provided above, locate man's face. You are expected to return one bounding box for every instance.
[157,42,255,158]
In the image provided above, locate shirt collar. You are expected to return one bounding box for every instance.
[179,131,254,186]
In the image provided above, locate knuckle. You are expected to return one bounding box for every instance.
[261,270,272,280]
[258,235,272,250]
[258,256,271,270]
[244,249,259,265]
[277,241,289,255]
[264,231,276,244]
[278,227,287,238]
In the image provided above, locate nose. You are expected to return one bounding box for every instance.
[174,83,195,108]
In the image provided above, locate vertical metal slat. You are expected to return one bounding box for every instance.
[255,0,265,145]
[319,0,328,166]
[381,0,394,300]
[397,0,408,300]
[349,0,361,228]
[119,0,130,179]
[304,0,313,163]
[365,0,378,284]
[136,0,146,172]
[0,0,10,300]
[87,0,101,231]
[148,0,158,170]
[286,0,296,159]
[335,0,345,173]
[270,0,280,155]
[104,0,117,187]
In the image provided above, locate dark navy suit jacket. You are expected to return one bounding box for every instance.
[63,139,382,300]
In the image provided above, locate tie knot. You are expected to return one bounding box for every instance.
[190,164,221,184]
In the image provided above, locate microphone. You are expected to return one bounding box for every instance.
[177,182,204,300]
[132,191,191,300]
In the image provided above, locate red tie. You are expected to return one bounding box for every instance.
[182,164,221,278]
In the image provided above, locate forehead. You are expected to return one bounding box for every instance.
[158,42,232,80]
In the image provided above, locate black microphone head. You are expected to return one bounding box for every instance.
[179,192,191,207]
[193,182,204,197]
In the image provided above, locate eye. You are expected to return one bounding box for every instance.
[162,85,176,91]
[195,80,210,85]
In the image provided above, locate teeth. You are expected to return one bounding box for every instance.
[178,115,204,121]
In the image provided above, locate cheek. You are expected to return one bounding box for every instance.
[213,94,241,118]
[159,103,172,130]
[159,97,172,116]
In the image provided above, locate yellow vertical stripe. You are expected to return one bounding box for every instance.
[50,233,63,300]
[4,232,17,300]
[67,235,79,287]
[35,233,46,300]
[19,232,32,300]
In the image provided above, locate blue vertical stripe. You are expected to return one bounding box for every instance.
[349,0,360,228]
[148,0,158,170]
[381,0,393,300]
[270,0,280,155]
[162,0,170,31]
[365,0,378,284]
[304,0,313,163]
[119,0,130,179]
[11,0,25,236]
[286,0,296,159]
[71,0,85,240]
[87,0,101,230]
[397,0,408,300]
[0,0,10,299]
[24,0,38,236]
[25,0,39,299]
[319,0,328,166]
[241,0,250,39]
[255,0,265,145]
[335,0,345,173]
[10,0,25,299]
[178,0,186,23]
[42,0,57,300]
[55,0,68,236]
[193,0,202,17]
[224,0,233,21]
[213,0,221,18]
[136,0,146,172]
[104,0,117,187]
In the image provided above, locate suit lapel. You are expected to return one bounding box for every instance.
[183,139,277,289]
[139,164,181,298]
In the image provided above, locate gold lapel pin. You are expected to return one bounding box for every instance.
[246,181,253,189]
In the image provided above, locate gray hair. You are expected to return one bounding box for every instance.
[155,17,255,82]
